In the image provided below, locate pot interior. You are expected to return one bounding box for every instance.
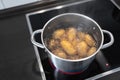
[43,13,103,56]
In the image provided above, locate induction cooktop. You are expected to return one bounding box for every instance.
[26,0,120,80]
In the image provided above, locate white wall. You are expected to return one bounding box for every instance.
[0,0,4,10]
[0,0,40,9]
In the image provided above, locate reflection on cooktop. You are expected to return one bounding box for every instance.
[32,51,113,80]
[33,55,102,80]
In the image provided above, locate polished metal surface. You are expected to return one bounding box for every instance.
[111,0,120,10]
[86,67,120,80]
[26,13,46,80]
[31,13,114,73]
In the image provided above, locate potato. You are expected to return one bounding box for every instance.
[59,33,67,41]
[60,40,76,55]
[85,34,96,46]
[49,39,59,49]
[48,27,97,60]
[67,27,77,41]
[77,41,89,57]
[53,29,65,39]
[57,52,67,59]
[87,47,96,56]
[68,55,81,60]
[77,32,85,41]
[52,49,67,59]
[72,39,79,48]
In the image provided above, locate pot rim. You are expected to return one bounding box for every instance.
[41,13,104,62]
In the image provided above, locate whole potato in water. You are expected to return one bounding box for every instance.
[85,34,96,46]
[77,32,85,41]
[68,55,81,60]
[72,39,79,48]
[52,49,67,59]
[87,47,96,56]
[60,40,76,55]
[49,39,59,50]
[56,51,67,59]
[77,41,89,57]
[67,27,77,41]
[53,29,65,39]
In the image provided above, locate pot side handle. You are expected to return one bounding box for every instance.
[101,29,114,49]
[31,29,45,49]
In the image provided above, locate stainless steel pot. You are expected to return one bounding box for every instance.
[31,13,114,73]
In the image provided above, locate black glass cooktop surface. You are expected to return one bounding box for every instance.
[26,0,120,80]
